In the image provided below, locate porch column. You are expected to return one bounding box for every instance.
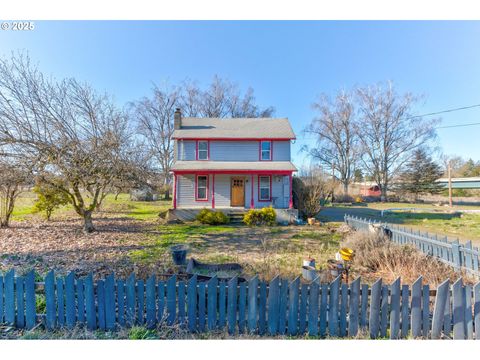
[250,174,254,209]
[212,174,215,209]
[289,173,293,209]
[173,173,177,209]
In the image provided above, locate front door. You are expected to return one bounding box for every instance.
[231,177,245,207]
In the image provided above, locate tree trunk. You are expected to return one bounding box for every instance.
[164,188,170,200]
[380,185,387,202]
[83,210,95,233]
[343,182,349,196]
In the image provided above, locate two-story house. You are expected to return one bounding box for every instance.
[170,109,298,222]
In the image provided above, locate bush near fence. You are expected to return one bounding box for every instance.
[1,269,480,339]
[344,214,480,277]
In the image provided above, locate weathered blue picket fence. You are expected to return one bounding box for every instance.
[1,269,480,339]
[345,214,480,277]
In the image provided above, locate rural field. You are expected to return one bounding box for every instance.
[1,192,472,284]
[320,202,480,245]
[2,192,344,281]
[1,193,477,340]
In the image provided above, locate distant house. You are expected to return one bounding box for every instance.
[170,109,298,222]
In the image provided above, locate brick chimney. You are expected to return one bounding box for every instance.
[174,108,182,130]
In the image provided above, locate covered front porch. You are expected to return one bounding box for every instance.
[171,170,294,210]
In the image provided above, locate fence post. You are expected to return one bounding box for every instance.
[411,276,422,338]
[465,285,473,339]
[145,275,156,329]
[208,276,218,331]
[308,277,320,337]
[65,272,76,329]
[166,275,177,326]
[45,270,56,330]
[431,279,450,339]
[227,276,237,335]
[348,277,360,337]
[329,276,341,337]
[452,242,462,270]
[187,275,198,333]
[474,282,480,340]
[369,278,382,339]
[25,270,36,330]
[288,277,300,336]
[247,276,258,333]
[389,278,401,339]
[4,269,15,326]
[465,241,473,271]
[452,278,465,339]
[267,276,280,335]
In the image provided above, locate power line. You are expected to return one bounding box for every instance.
[436,122,480,129]
[405,103,480,120]
[302,102,480,139]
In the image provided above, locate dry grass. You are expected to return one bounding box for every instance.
[342,230,474,286]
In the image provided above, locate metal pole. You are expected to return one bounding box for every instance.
[448,162,453,207]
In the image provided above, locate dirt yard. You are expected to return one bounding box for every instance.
[0,193,344,281]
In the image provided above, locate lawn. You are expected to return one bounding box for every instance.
[2,192,343,281]
[11,192,171,222]
[129,223,342,280]
[320,202,480,244]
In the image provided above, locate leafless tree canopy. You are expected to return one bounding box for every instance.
[0,160,29,227]
[304,91,359,195]
[0,53,136,232]
[180,76,275,118]
[355,82,438,200]
[293,166,329,218]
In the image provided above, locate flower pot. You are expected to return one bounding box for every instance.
[170,244,188,266]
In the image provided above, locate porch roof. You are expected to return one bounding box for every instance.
[171,161,297,172]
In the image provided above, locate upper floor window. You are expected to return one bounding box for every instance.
[260,140,272,161]
[197,140,209,160]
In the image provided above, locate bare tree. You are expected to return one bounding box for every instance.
[304,91,359,195]
[0,159,29,227]
[0,53,135,233]
[293,166,329,218]
[180,76,275,118]
[131,85,180,199]
[355,82,438,201]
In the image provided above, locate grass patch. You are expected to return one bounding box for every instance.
[129,224,237,266]
[128,326,159,340]
[101,193,171,221]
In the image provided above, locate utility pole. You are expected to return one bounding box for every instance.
[448,161,453,207]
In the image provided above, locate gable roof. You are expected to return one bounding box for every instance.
[172,117,296,140]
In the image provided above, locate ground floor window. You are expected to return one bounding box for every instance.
[196,175,208,201]
[258,175,271,201]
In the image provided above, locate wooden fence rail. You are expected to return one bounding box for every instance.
[344,214,480,277]
[1,269,480,339]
